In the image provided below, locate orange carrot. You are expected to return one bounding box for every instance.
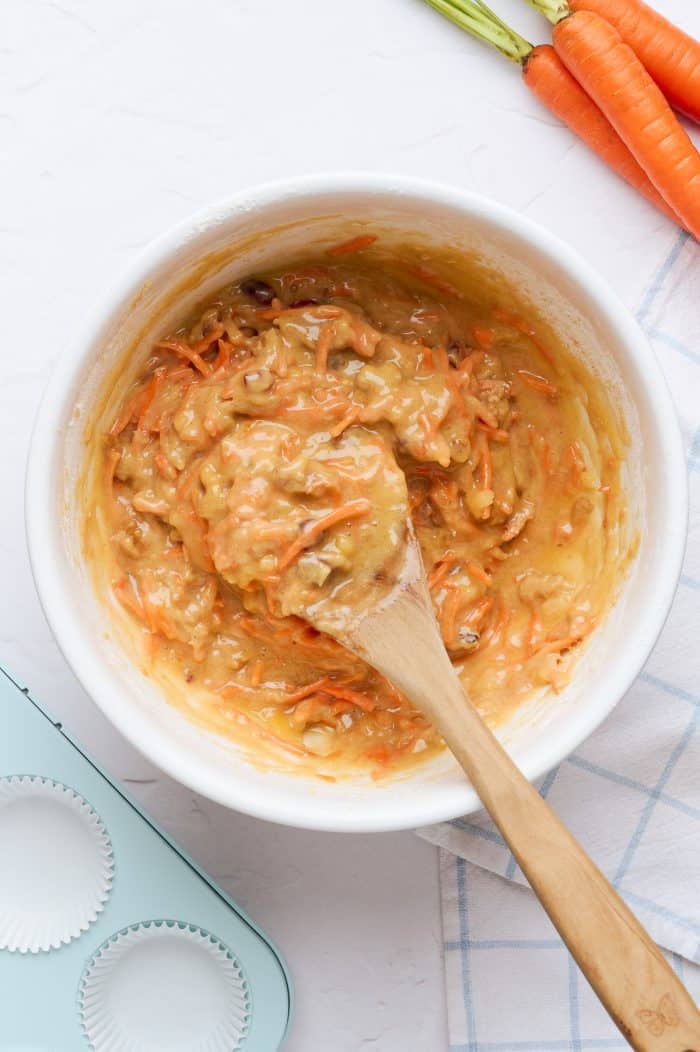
[132,367,165,443]
[523,44,682,225]
[104,448,121,493]
[326,234,378,257]
[320,684,377,713]
[213,338,232,371]
[466,561,492,586]
[249,658,264,687]
[494,307,559,367]
[440,585,463,647]
[424,0,682,225]
[328,408,359,438]
[477,431,493,491]
[530,0,700,124]
[141,594,178,640]
[465,596,495,627]
[154,452,178,481]
[472,324,495,349]
[434,346,451,373]
[551,11,700,239]
[283,677,332,704]
[156,338,212,377]
[315,323,334,372]
[428,553,458,589]
[517,369,558,396]
[113,577,147,622]
[476,421,510,444]
[527,606,542,652]
[409,265,462,298]
[109,386,147,437]
[277,499,372,571]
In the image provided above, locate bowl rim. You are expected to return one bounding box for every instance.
[25,172,688,832]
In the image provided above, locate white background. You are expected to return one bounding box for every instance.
[2,1,697,1048]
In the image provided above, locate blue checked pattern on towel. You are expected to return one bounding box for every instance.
[418,231,700,1051]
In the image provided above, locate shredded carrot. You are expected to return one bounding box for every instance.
[568,442,586,473]
[176,458,205,500]
[109,386,148,437]
[483,604,511,647]
[366,744,392,766]
[428,553,458,589]
[440,585,463,647]
[156,338,212,377]
[476,421,510,444]
[141,594,178,641]
[132,368,165,441]
[419,411,435,437]
[315,323,335,372]
[534,633,584,656]
[283,677,332,704]
[249,658,264,687]
[320,684,376,713]
[472,324,495,349]
[494,307,559,367]
[434,346,451,373]
[409,265,461,298]
[527,607,542,653]
[113,577,146,621]
[213,338,232,371]
[465,597,495,628]
[466,562,492,586]
[477,432,493,491]
[542,439,552,475]
[329,408,359,438]
[516,369,558,396]
[154,452,178,481]
[277,499,372,571]
[326,234,378,257]
[105,448,121,493]
[457,351,483,377]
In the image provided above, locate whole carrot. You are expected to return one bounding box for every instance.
[524,44,679,224]
[526,0,700,123]
[423,0,680,224]
[551,10,700,239]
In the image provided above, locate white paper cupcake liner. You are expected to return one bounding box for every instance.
[79,920,251,1052]
[0,775,114,953]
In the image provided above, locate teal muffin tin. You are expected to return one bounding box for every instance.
[0,666,292,1050]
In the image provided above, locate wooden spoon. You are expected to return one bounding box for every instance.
[307,526,700,1051]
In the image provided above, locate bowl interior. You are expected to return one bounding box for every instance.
[28,180,684,831]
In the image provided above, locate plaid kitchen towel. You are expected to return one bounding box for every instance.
[419,230,700,1050]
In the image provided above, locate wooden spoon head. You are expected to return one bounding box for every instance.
[298,523,457,719]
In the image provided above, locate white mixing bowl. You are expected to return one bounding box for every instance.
[25,174,687,832]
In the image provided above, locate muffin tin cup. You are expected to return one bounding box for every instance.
[0,775,114,953]
[79,920,251,1051]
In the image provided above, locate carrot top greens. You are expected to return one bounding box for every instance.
[425,0,532,62]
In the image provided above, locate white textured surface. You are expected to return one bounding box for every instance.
[1,0,694,1048]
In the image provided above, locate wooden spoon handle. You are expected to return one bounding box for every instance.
[442,680,700,1051]
[357,597,700,1051]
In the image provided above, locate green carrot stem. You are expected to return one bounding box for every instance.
[424,0,533,63]
[523,0,571,24]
